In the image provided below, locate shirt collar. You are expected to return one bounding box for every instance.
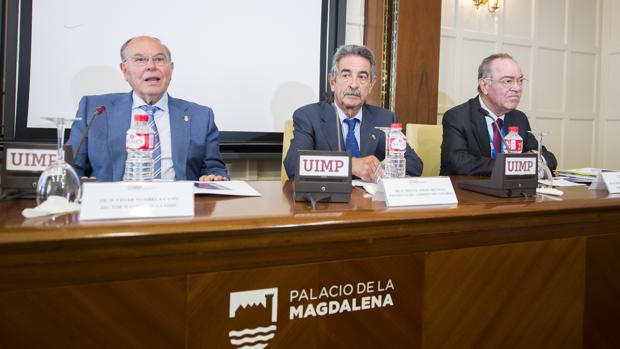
[131,92,169,112]
[478,95,504,124]
[334,103,363,124]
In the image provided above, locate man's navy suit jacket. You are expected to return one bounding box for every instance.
[284,101,423,179]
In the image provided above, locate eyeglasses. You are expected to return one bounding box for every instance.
[338,71,371,85]
[484,77,528,88]
[123,55,170,66]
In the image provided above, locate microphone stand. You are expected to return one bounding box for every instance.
[333,102,343,152]
[74,106,106,159]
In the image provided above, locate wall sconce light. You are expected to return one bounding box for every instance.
[473,0,500,13]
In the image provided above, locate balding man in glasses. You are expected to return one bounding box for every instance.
[68,35,228,182]
[440,53,557,176]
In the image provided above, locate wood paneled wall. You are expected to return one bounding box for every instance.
[365,0,441,125]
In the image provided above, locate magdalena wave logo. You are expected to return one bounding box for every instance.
[229,288,278,349]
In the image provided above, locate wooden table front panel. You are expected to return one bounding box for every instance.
[0,277,186,348]
[187,253,425,348]
[423,237,586,349]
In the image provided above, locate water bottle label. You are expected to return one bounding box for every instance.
[126,130,154,150]
[507,139,523,153]
[388,136,407,152]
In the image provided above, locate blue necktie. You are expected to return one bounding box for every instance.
[343,118,361,158]
[139,105,161,179]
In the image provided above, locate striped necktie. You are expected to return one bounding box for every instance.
[139,105,161,179]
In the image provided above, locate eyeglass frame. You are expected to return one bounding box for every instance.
[122,54,171,67]
[482,76,528,88]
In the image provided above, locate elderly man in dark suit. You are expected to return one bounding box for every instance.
[284,44,423,181]
[440,53,557,176]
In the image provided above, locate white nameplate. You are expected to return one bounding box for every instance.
[379,177,458,207]
[5,148,58,171]
[80,181,194,221]
[602,172,620,193]
[588,171,620,193]
[298,154,349,177]
[505,156,537,176]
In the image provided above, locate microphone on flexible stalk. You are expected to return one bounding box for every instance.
[333,102,343,152]
[479,108,509,152]
[73,105,106,159]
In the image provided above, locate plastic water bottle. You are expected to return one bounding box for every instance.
[123,114,155,181]
[386,123,407,178]
[504,126,523,153]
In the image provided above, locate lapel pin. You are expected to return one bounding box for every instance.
[184,115,189,122]
[371,134,377,140]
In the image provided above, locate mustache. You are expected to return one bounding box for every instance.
[343,88,362,97]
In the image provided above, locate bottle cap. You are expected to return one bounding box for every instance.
[134,114,149,122]
[390,123,402,129]
[508,126,519,133]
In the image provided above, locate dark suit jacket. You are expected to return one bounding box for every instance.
[67,92,228,181]
[284,101,423,179]
[440,97,557,176]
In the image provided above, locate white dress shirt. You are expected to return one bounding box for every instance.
[131,93,175,180]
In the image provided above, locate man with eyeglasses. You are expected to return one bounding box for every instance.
[283,44,423,181]
[68,36,228,181]
[440,53,557,176]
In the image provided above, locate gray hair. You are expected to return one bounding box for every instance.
[120,36,172,61]
[330,44,377,80]
[477,53,514,93]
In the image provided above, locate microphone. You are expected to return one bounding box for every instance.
[479,108,509,153]
[332,102,343,152]
[73,105,106,159]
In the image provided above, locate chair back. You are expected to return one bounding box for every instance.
[281,119,294,182]
[406,123,443,176]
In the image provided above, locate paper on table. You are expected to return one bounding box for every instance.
[193,180,261,196]
[352,179,378,195]
[556,168,615,177]
[22,195,80,218]
[539,178,586,187]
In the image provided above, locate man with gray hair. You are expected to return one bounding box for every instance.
[440,53,557,176]
[284,44,423,181]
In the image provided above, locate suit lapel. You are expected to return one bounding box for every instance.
[320,102,344,151]
[168,96,190,180]
[108,92,133,180]
[504,112,516,129]
[360,105,381,157]
[470,99,492,156]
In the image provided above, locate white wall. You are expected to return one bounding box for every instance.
[599,0,620,169]
[438,0,612,169]
[346,0,366,45]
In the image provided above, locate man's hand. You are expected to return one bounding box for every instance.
[199,174,229,182]
[351,156,381,182]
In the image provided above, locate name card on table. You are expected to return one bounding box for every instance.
[376,177,458,207]
[589,171,620,193]
[80,181,194,221]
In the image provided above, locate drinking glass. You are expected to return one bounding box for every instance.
[528,130,552,182]
[374,127,391,181]
[36,117,82,205]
